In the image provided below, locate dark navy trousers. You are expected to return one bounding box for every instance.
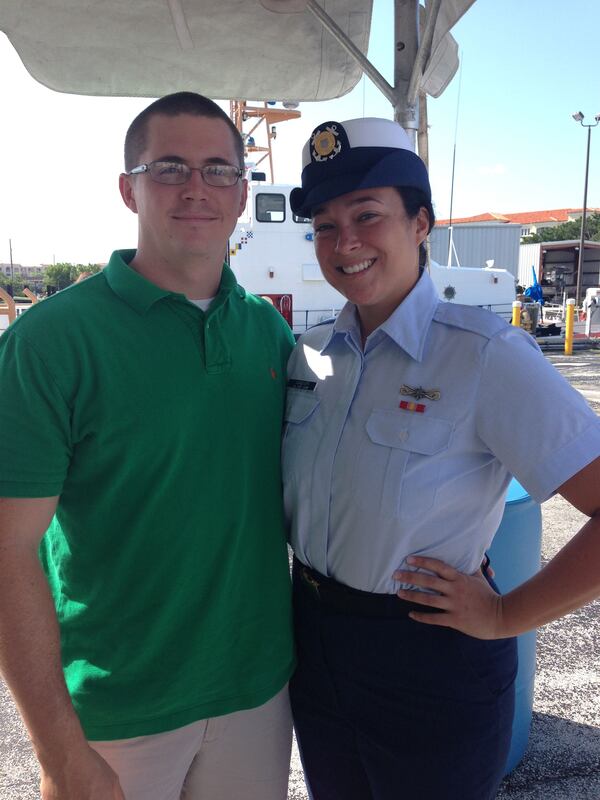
[290,571,518,800]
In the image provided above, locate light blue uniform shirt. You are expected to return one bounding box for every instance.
[283,270,600,593]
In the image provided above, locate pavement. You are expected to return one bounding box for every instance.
[1,350,599,800]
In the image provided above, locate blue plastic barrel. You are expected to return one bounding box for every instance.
[487,478,542,775]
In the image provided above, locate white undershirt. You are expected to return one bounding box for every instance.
[190,297,215,312]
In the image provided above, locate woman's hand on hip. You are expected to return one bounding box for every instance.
[393,556,506,640]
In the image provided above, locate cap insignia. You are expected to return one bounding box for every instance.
[311,124,342,162]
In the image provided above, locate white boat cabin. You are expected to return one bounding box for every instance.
[229,182,516,334]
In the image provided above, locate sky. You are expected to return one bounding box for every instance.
[0,0,599,266]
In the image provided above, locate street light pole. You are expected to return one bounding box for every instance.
[9,238,14,297]
[572,111,600,308]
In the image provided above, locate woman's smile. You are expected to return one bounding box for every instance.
[338,258,376,275]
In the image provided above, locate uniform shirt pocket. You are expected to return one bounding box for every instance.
[360,409,453,519]
[284,390,320,425]
[282,390,321,484]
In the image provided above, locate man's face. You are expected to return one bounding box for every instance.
[120,113,247,266]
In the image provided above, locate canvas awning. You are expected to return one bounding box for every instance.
[1,1,474,108]
[1,0,372,100]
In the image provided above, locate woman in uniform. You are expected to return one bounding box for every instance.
[283,116,600,800]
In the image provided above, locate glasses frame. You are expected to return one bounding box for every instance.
[126,160,244,187]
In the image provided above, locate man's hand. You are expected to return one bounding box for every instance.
[0,497,125,800]
[40,745,125,800]
[393,555,506,640]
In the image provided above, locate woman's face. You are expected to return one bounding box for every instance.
[312,186,429,336]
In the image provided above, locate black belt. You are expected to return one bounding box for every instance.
[293,557,443,619]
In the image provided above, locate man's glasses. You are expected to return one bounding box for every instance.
[127,161,244,187]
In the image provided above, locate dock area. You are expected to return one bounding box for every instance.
[1,351,599,800]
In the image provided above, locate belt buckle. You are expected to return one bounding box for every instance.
[302,567,321,598]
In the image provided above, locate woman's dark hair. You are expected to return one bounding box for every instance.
[396,186,435,268]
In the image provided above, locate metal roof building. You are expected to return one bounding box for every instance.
[430,223,521,278]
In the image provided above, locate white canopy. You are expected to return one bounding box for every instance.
[1,0,371,100]
[1,0,474,108]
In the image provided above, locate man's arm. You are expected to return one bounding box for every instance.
[0,497,124,800]
[392,456,600,639]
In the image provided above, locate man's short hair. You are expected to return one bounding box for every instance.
[124,92,245,171]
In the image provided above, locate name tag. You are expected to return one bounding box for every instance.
[287,379,317,391]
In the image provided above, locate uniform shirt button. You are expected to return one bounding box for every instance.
[398,429,409,442]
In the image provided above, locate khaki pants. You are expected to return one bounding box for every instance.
[90,685,292,800]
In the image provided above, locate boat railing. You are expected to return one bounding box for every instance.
[292,302,515,334]
[293,308,341,334]
[476,302,513,322]
[288,301,600,344]
[541,303,564,323]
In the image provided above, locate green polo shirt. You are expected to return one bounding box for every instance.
[0,250,296,739]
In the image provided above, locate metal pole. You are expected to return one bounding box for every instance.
[573,113,599,306]
[393,0,419,144]
[447,59,463,267]
[576,125,591,309]
[305,0,396,106]
[9,238,14,297]
[511,301,522,328]
[406,0,441,108]
[565,298,576,355]
[447,132,457,265]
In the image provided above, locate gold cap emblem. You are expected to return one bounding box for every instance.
[311,124,342,162]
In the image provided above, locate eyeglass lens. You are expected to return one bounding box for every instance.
[148,161,240,186]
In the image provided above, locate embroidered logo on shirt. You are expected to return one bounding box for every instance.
[399,384,441,401]
[287,379,317,391]
[399,400,426,413]
[270,368,277,380]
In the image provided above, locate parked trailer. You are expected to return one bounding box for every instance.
[518,240,600,303]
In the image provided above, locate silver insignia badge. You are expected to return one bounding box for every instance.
[399,384,441,401]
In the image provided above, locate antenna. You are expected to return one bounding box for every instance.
[447,53,463,267]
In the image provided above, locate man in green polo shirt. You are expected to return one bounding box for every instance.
[0,93,295,800]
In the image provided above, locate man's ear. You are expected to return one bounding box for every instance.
[119,173,138,214]
[415,206,430,245]
[238,179,248,217]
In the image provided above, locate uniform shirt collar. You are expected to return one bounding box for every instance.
[322,269,440,362]
[103,249,243,314]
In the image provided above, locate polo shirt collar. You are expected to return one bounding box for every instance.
[212,263,245,312]
[104,250,242,314]
[321,269,440,362]
[104,250,172,313]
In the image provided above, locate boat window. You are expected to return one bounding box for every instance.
[293,212,311,224]
[256,193,285,223]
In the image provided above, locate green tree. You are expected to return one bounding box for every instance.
[523,212,600,243]
[76,263,102,277]
[0,272,25,296]
[44,262,79,290]
[43,262,103,290]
